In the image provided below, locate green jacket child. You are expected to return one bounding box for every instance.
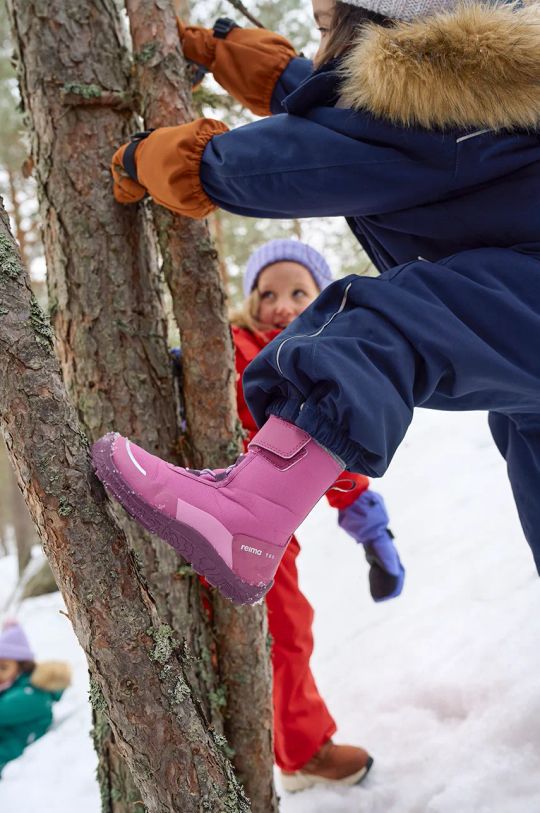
[0,620,71,775]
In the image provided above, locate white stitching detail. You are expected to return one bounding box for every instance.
[456,128,493,143]
[276,282,352,376]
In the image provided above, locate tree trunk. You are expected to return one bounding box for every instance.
[10,460,36,575]
[210,211,230,289]
[6,0,230,806]
[125,3,277,809]
[126,0,240,471]
[213,597,275,803]
[0,435,12,555]
[0,200,251,812]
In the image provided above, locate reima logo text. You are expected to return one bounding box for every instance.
[240,544,262,556]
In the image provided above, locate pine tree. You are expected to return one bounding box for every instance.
[3,0,276,807]
[0,7,40,272]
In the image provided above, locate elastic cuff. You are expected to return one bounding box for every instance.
[254,45,295,117]
[313,440,345,469]
[177,119,229,218]
[267,399,377,477]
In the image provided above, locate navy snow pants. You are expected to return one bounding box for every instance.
[243,248,540,572]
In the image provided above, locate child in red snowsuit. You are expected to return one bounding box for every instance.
[228,238,404,791]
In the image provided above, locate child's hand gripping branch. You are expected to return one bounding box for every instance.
[338,490,405,602]
[177,18,297,112]
[110,120,229,214]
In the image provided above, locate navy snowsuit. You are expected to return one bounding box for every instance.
[195,10,540,571]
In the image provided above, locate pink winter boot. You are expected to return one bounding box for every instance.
[91,416,343,604]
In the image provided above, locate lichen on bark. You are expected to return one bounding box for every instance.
[0,232,21,279]
[148,624,178,664]
[29,293,54,349]
[62,82,102,98]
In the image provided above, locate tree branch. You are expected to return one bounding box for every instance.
[224,0,264,28]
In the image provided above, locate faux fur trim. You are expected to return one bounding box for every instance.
[30,661,72,692]
[340,2,540,129]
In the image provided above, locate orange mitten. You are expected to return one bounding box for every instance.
[178,18,296,116]
[110,119,229,218]
[177,20,218,69]
[111,142,147,204]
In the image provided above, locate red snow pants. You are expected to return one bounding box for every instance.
[266,534,336,771]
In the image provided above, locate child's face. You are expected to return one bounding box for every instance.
[256,262,320,330]
[0,658,19,686]
[312,0,335,50]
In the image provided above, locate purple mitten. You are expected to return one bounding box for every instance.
[338,490,405,602]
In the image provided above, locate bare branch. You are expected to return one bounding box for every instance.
[224,0,264,28]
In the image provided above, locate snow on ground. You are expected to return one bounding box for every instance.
[1,409,539,812]
[0,556,99,813]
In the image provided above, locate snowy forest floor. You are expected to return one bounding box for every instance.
[1,408,539,813]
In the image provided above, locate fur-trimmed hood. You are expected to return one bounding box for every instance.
[30,661,72,693]
[340,2,540,129]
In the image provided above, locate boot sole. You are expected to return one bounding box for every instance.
[281,755,374,793]
[92,433,271,606]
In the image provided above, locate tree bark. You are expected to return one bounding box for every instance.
[213,597,275,805]
[125,4,278,810]
[6,0,230,806]
[210,211,230,288]
[0,436,11,555]
[126,0,240,471]
[0,200,251,812]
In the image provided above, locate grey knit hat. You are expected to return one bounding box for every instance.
[342,0,462,20]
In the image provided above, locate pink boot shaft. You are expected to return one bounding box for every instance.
[92,416,342,604]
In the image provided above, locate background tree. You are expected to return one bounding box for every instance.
[4,0,276,808]
[0,10,42,575]
[124,2,277,808]
[0,9,40,272]
[0,394,39,579]
[0,438,11,556]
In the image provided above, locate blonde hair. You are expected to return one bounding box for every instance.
[229,289,267,333]
[314,2,393,69]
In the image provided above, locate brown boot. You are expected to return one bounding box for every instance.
[281,740,374,793]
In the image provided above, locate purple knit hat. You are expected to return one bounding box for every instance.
[0,619,34,662]
[243,239,333,298]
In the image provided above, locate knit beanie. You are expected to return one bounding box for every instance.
[341,0,469,21]
[244,239,333,298]
[0,619,34,662]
